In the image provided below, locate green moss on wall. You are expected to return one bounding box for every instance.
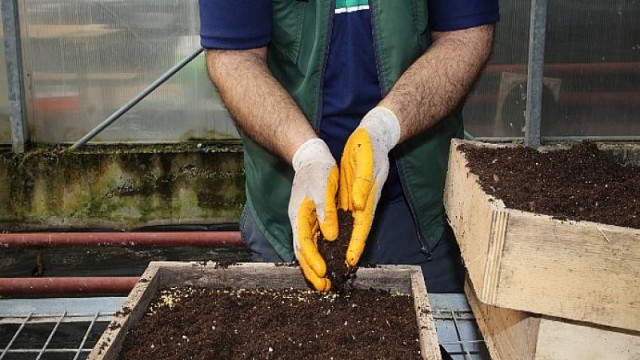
[0,143,246,231]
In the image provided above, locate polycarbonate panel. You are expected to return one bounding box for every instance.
[100,49,239,142]
[463,0,532,138]
[19,0,237,144]
[542,1,640,137]
[0,5,11,144]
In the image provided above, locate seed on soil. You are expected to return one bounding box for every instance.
[118,286,421,359]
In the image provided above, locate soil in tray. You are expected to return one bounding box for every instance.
[460,142,640,229]
[117,287,421,360]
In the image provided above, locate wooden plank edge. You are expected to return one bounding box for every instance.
[466,277,640,360]
[536,315,640,360]
[88,263,161,360]
[412,268,442,360]
[465,278,540,360]
[484,208,509,304]
[446,139,510,305]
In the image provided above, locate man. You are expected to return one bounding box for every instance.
[200,1,499,293]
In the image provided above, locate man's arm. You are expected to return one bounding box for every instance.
[205,47,317,164]
[206,47,339,291]
[379,24,495,143]
[339,24,495,267]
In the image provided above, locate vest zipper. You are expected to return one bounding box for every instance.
[369,0,432,259]
[396,157,432,260]
[313,0,335,132]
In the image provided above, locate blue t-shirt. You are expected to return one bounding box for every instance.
[200,0,499,204]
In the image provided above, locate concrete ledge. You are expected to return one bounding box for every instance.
[0,143,245,231]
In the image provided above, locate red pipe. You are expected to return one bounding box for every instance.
[0,277,139,295]
[0,231,243,248]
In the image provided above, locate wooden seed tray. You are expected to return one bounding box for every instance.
[465,279,640,360]
[444,139,640,331]
[88,262,441,360]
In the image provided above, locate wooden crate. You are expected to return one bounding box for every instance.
[465,280,640,360]
[88,262,441,360]
[444,139,640,331]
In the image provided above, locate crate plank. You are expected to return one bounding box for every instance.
[445,139,640,331]
[466,280,640,360]
[465,280,540,360]
[88,262,441,360]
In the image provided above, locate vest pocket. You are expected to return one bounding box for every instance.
[271,0,306,65]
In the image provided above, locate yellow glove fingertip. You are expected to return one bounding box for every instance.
[313,277,331,292]
[320,278,332,292]
[299,245,326,278]
[346,240,366,267]
[301,241,327,278]
[299,255,330,291]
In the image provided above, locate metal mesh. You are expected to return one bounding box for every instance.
[1,313,110,360]
[0,298,118,360]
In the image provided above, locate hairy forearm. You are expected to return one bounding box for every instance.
[380,24,495,143]
[206,48,317,164]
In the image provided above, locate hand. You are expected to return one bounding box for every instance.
[288,138,339,291]
[339,107,400,268]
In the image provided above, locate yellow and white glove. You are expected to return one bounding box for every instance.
[288,138,339,292]
[339,107,401,268]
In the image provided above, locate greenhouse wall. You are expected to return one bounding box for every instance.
[0,0,637,147]
[0,0,638,229]
[462,0,532,138]
[18,0,237,144]
[541,2,640,138]
[464,0,639,139]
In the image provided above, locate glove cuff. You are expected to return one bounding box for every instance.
[360,106,401,153]
[292,138,334,172]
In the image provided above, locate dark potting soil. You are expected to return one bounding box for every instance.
[318,209,355,291]
[117,287,422,360]
[459,142,640,229]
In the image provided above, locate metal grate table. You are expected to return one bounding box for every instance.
[429,294,490,359]
[1,294,488,360]
[0,298,120,360]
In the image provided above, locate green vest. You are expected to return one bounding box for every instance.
[241,0,463,261]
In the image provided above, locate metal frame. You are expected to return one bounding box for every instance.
[1,0,28,154]
[524,0,548,148]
